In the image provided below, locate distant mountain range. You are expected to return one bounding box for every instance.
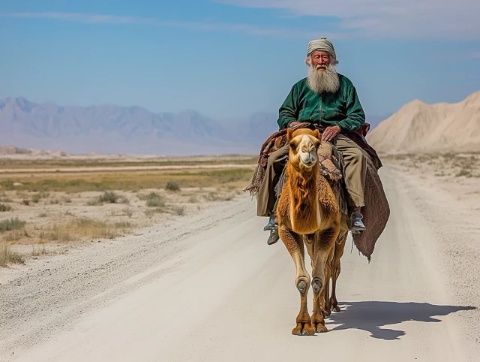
[0,97,278,155]
[367,91,480,154]
[1,96,425,156]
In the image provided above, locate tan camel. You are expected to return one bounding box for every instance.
[276,128,349,335]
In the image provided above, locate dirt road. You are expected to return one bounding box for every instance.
[1,166,479,361]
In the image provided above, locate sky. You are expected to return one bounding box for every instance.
[0,0,479,122]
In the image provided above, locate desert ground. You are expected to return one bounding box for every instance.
[1,153,479,361]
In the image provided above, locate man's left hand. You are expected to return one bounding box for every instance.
[322,125,341,142]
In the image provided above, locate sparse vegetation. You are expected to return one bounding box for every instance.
[0,155,255,263]
[98,191,121,203]
[88,191,128,205]
[172,206,185,216]
[0,242,25,266]
[145,192,165,207]
[0,167,252,193]
[165,181,181,192]
[40,217,131,242]
[0,203,12,212]
[0,218,26,232]
[384,153,480,179]
[31,192,49,203]
[31,245,48,257]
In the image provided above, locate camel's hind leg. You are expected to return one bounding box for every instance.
[330,229,348,312]
[279,226,314,336]
[310,227,339,333]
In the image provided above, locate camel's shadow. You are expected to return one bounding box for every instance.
[327,301,476,340]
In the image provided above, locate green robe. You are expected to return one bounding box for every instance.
[277,74,365,131]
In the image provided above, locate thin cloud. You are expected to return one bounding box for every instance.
[216,0,480,39]
[4,12,151,25]
[1,11,323,39]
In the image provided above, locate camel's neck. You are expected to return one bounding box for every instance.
[286,163,321,234]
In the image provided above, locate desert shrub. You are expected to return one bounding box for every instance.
[0,180,14,190]
[0,203,12,212]
[98,191,120,203]
[172,206,185,216]
[165,181,181,192]
[88,191,128,205]
[456,168,472,177]
[188,196,198,203]
[145,192,165,207]
[0,193,12,203]
[0,218,26,232]
[0,242,25,266]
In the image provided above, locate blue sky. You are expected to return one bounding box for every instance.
[1,0,479,122]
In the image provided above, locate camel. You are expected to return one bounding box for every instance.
[276,127,349,335]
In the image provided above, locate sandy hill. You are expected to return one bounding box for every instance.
[367,91,480,154]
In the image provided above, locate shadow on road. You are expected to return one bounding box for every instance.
[327,301,476,340]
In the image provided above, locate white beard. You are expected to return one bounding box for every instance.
[307,64,340,94]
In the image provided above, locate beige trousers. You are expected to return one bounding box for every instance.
[256,134,366,217]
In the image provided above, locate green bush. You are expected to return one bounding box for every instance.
[98,191,120,203]
[145,192,165,207]
[0,203,12,212]
[165,181,180,192]
[0,218,26,232]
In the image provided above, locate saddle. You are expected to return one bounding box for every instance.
[246,122,389,260]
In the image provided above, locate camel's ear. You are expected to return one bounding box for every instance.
[287,128,294,141]
[313,129,321,141]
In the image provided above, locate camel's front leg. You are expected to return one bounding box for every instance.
[311,252,331,333]
[279,226,314,336]
[311,228,338,333]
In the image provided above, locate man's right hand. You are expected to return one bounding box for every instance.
[288,121,303,128]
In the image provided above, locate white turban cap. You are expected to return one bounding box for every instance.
[307,37,338,64]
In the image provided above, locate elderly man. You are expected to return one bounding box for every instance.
[258,37,368,245]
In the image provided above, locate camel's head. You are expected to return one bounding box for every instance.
[287,128,321,171]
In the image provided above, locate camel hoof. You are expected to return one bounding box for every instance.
[324,308,331,317]
[330,298,340,312]
[315,324,328,333]
[292,322,315,336]
[311,278,322,294]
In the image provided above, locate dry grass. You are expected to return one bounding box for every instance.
[39,217,132,242]
[0,203,12,212]
[384,152,480,179]
[0,241,25,266]
[0,155,257,170]
[0,155,255,266]
[144,192,166,208]
[0,168,253,193]
[87,191,129,206]
[0,218,26,232]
